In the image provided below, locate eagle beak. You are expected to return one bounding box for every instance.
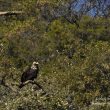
[36,62,39,65]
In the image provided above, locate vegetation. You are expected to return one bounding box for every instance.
[0,0,110,110]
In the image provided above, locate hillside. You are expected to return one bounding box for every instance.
[0,0,110,110]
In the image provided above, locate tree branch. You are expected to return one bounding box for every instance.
[0,11,23,16]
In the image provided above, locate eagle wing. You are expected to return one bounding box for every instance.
[21,67,31,83]
[21,67,38,83]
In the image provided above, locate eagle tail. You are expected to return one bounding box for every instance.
[19,83,24,88]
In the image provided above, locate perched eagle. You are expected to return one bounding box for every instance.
[19,62,39,88]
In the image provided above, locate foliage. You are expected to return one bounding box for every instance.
[0,0,110,110]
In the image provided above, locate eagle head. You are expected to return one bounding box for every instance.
[31,61,39,69]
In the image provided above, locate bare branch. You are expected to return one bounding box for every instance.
[0,11,23,16]
[19,80,47,95]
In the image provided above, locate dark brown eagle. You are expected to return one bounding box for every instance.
[19,62,39,88]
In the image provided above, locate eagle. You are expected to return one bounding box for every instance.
[19,61,39,88]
